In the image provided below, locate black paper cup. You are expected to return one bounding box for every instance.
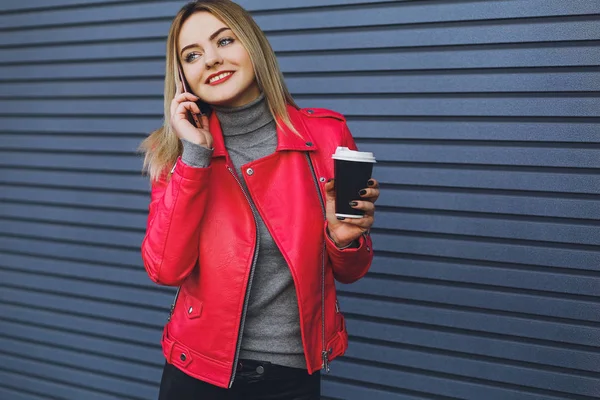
[332,147,376,218]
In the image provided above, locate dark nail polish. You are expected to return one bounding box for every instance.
[359,189,367,196]
[337,216,346,220]
[327,178,334,183]
[349,201,358,207]
[368,179,375,186]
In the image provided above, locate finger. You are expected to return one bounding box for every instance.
[336,215,373,230]
[174,92,198,103]
[175,101,201,117]
[367,189,380,203]
[365,179,380,202]
[367,179,379,188]
[324,179,335,198]
[358,188,380,201]
[183,101,201,116]
[170,94,197,113]
[171,93,197,118]
[200,114,210,131]
[349,200,375,215]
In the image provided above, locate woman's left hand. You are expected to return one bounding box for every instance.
[325,179,380,248]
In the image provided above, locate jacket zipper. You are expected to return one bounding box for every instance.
[305,153,330,373]
[166,161,180,322]
[166,161,259,385]
[167,287,180,322]
[227,165,261,388]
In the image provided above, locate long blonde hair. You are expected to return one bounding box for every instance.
[140,0,298,181]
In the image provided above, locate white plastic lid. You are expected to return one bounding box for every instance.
[332,147,376,163]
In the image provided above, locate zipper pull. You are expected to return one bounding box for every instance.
[335,299,340,313]
[322,350,331,373]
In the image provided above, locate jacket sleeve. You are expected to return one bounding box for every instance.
[325,121,374,284]
[141,158,211,286]
[325,225,374,284]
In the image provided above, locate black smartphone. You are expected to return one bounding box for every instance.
[178,65,210,127]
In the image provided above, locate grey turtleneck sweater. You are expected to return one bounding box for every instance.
[180,94,306,369]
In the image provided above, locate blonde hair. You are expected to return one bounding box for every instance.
[140,0,298,181]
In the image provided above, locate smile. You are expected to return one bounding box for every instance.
[207,71,234,85]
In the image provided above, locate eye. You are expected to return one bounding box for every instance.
[184,52,201,63]
[217,37,234,47]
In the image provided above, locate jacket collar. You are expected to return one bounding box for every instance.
[209,105,317,158]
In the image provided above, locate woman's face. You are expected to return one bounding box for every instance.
[178,12,260,108]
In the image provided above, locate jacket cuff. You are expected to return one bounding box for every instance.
[324,223,368,254]
[172,157,212,181]
[324,222,373,283]
[326,227,360,250]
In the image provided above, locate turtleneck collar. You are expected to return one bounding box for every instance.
[211,93,274,137]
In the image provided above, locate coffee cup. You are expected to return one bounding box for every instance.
[332,147,376,218]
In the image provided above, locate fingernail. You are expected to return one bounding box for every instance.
[327,178,334,183]
[359,189,367,196]
[368,179,375,186]
[337,216,346,220]
[349,201,358,207]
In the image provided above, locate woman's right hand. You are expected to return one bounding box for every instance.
[170,82,213,149]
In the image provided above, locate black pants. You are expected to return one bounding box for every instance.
[158,359,321,400]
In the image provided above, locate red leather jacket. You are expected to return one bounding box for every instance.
[141,105,374,388]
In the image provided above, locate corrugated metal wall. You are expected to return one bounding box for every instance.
[1,1,599,399]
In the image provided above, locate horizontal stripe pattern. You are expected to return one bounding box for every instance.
[0,1,598,399]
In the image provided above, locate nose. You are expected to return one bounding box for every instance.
[204,46,223,70]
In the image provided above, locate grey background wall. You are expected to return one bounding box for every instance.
[1,0,599,399]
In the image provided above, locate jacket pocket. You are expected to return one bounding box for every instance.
[326,313,348,359]
[183,290,203,319]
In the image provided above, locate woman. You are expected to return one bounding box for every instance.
[140,1,379,399]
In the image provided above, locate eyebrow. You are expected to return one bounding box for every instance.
[180,27,232,56]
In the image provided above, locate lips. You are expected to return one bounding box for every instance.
[206,71,234,85]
